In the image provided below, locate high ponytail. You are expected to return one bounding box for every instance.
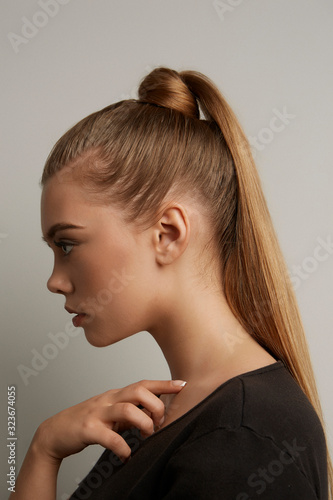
[177,69,315,387]
[41,67,332,494]
[178,70,333,493]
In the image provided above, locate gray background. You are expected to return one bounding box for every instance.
[1,1,332,498]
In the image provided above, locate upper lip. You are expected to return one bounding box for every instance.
[65,306,84,315]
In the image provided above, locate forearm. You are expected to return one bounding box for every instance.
[9,437,62,500]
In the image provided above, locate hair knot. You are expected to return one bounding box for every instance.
[138,67,199,119]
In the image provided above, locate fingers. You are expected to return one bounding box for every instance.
[104,379,186,400]
[114,380,187,426]
[49,380,187,463]
[107,403,155,438]
[135,379,187,395]
[95,402,162,462]
[92,425,132,463]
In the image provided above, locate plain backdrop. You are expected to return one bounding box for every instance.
[1,1,332,498]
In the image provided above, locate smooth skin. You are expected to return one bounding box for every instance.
[11,165,276,499]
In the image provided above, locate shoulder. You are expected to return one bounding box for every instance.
[158,362,327,499]
[159,426,323,499]
[187,361,325,441]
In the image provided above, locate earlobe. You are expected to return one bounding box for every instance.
[154,205,190,265]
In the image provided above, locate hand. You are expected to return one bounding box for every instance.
[32,379,186,464]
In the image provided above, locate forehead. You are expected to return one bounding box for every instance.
[41,173,103,237]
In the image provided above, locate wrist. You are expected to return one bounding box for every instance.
[30,423,62,467]
[11,424,62,499]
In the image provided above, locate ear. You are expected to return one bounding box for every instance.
[153,205,190,265]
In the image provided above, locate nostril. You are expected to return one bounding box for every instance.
[47,272,61,294]
[47,271,73,295]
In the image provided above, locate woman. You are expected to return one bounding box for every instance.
[11,67,331,499]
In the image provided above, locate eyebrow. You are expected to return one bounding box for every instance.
[42,223,85,242]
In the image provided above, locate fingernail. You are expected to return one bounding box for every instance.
[158,415,165,426]
[120,455,131,464]
[172,380,187,387]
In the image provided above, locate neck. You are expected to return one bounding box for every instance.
[150,285,275,386]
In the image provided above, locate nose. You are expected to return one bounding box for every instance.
[47,264,74,295]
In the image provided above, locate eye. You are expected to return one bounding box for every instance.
[53,240,74,256]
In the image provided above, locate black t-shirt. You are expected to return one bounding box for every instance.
[69,361,328,499]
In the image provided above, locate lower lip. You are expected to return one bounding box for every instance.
[72,314,87,327]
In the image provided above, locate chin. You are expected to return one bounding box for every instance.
[82,323,134,348]
[83,330,117,348]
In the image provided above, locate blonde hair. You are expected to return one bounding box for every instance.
[42,67,332,493]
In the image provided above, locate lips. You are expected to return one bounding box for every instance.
[72,313,86,327]
[65,306,87,327]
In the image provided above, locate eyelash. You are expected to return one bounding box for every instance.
[53,240,74,256]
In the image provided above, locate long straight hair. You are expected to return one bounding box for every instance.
[42,67,332,493]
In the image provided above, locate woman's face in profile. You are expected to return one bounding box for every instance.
[40,167,157,347]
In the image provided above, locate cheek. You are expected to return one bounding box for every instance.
[80,268,148,347]
[73,242,139,311]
